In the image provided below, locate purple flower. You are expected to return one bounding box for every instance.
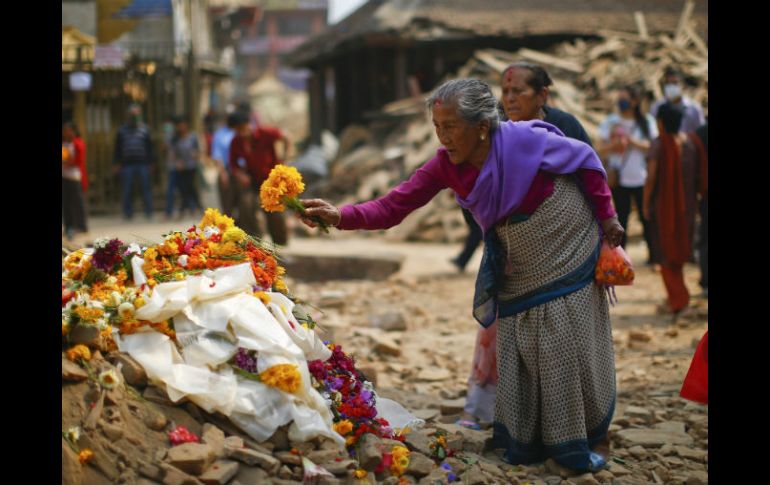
[234,348,258,373]
[329,377,344,390]
[360,389,373,402]
[440,463,452,471]
[448,473,457,482]
[92,238,124,271]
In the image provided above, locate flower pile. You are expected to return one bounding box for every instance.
[60,208,412,476]
[62,209,289,357]
[260,165,329,232]
[308,343,410,477]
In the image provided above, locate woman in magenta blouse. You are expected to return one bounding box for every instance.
[301,79,623,472]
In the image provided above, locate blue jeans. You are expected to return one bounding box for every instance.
[121,164,153,219]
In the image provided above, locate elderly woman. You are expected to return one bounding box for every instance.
[301,78,623,471]
[457,62,597,433]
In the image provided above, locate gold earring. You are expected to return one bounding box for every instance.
[480,134,486,141]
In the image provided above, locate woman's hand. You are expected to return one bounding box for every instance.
[299,199,341,228]
[601,216,624,248]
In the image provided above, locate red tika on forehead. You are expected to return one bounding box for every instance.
[504,69,514,83]
[434,99,443,107]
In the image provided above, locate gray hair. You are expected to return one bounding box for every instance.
[425,78,500,132]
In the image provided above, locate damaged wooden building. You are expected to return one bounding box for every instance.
[285,0,707,144]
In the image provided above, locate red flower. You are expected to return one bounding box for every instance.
[168,426,199,445]
[375,453,393,474]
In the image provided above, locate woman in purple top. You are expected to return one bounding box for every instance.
[301,79,623,472]
[457,61,601,437]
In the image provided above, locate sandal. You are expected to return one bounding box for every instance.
[455,419,482,430]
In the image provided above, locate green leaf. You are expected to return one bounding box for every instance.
[232,366,262,382]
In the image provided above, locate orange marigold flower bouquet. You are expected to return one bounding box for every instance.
[260,165,329,232]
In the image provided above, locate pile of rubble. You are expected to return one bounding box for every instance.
[308,5,706,243]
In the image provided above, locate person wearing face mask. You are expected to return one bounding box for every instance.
[596,85,658,261]
[113,104,155,220]
[649,68,705,133]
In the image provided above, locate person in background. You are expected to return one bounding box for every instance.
[694,121,708,298]
[596,85,658,259]
[229,114,291,245]
[169,115,202,219]
[211,112,240,218]
[457,62,596,433]
[163,115,180,221]
[203,110,216,158]
[62,121,89,239]
[643,102,703,318]
[650,68,705,133]
[114,104,154,220]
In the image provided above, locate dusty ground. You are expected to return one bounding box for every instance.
[65,210,708,484]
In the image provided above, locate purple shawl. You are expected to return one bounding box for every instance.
[456,120,606,233]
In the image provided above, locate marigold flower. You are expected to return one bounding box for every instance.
[334,419,354,436]
[222,226,247,243]
[134,297,146,309]
[78,449,94,465]
[354,469,367,479]
[66,344,92,362]
[259,165,305,212]
[390,445,410,476]
[199,208,235,233]
[75,306,105,322]
[254,292,271,305]
[259,364,302,393]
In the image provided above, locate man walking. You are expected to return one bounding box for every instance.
[114,104,155,220]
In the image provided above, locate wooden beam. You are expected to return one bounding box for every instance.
[517,48,583,73]
[634,11,649,40]
[684,22,709,58]
[598,29,647,44]
[675,1,695,46]
[473,50,509,74]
